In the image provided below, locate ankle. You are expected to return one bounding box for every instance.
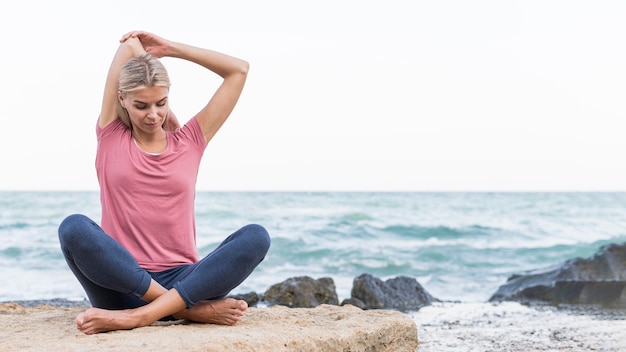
[129,308,155,328]
[172,309,190,321]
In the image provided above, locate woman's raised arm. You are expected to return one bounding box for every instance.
[98,36,146,128]
[128,31,249,144]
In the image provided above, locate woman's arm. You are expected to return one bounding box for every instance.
[127,31,249,144]
[98,37,146,128]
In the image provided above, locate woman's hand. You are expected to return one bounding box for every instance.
[120,31,171,58]
[120,36,146,57]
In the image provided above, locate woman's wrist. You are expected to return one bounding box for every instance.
[164,41,185,59]
[122,37,147,57]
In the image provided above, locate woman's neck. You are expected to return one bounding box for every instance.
[133,129,167,154]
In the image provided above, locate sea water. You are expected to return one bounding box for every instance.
[1,191,625,304]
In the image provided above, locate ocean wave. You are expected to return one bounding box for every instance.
[2,191,626,303]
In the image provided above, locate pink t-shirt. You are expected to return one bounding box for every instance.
[96,118,206,271]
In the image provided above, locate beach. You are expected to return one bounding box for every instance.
[413,302,626,351]
[1,300,625,351]
[2,192,626,350]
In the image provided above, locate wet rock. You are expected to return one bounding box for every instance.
[489,242,626,307]
[262,276,339,308]
[348,273,439,311]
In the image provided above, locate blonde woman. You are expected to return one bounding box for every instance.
[58,31,270,335]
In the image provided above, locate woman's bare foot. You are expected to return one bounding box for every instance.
[175,298,248,325]
[76,307,147,335]
[75,297,247,334]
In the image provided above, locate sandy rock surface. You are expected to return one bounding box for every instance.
[4,300,624,351]
[0,303,417,352]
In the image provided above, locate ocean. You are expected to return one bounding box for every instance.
[1,191,625,305]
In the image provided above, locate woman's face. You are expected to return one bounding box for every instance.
[120,86,169,134]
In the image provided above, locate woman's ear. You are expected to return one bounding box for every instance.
[118,91,126,108]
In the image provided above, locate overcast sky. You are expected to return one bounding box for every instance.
[1,1,624,191]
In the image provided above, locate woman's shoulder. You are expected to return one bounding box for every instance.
[172,117,206,149]
[97,118,130,140]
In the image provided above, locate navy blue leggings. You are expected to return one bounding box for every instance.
[58,214,270,310]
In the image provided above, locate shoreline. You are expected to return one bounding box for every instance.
[2,299,625,351]
[413,301,626,351]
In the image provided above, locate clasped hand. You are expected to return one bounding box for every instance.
[120,30,171,58]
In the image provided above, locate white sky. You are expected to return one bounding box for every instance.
[1,0,625,191]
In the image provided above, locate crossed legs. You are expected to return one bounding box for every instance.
[58,214,270,334]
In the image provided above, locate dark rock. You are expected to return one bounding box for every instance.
[228,291,260,307]
[489,242,626,307]
[3,298,91,307]
[263,276,339,308]
[340,297,366,309]
[349,273,439,312]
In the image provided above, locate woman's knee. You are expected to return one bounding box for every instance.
[245,223,270,243]
[242,224,271,254]
[58,214,92,243]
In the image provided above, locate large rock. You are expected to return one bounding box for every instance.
[0,303,419,351]
[346,273,439,311]
[263,276,339,308]
[489,242,626,307]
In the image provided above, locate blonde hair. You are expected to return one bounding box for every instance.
[116,53,171,128]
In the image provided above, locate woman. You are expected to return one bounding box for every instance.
[58,31,270,335]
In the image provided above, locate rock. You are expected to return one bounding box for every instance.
[349,273,439,311]
[263,276,339,308]
[4,298,90,307]
[228,291,260,307]
[489,242,626,307]
[341,297,366,309]
[0,303,419,351]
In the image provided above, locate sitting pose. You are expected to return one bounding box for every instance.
[58,30,270,335]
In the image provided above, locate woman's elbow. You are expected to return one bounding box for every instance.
[238,59,250,75]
